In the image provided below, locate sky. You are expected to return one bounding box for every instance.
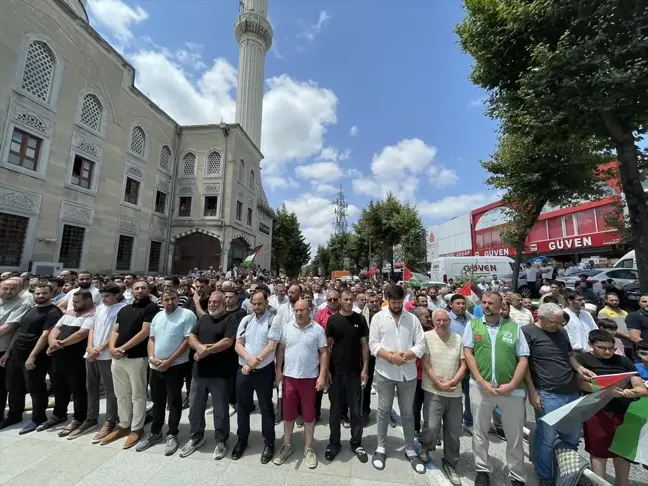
[85,0,502,251]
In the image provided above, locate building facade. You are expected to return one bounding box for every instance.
[0,0,274,275]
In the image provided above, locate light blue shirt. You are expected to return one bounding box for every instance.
[280,320,327,379]
[236,311,282,369]
[150,307,196,369]
[463,317,530,397]
[449,310,473,337]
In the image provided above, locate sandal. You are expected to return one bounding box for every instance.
[352,444,368,464]
[372,451,386,470]
[58,420,81,437]
[325,444,339,461]
[404,451,426,474]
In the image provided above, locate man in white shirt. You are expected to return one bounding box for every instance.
[368,285,426,474]
[269,283,288,310]
[58,271,101,311]
[525,264,538,294]
[508,293,534,327]
[76,284,125,442]
[540,264,554,281]
[563,290,597,352]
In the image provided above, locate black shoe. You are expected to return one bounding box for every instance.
[351,443,368,463]
[325,444,340,461]
[231,441,247,460]
[495,427,506,441]
[19,420,40,435]
[261,445,274,464]
[511,481,525,486]
[475,472,490,486]
[0,417,21,430]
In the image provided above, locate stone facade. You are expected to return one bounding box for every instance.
[0,0,274,275]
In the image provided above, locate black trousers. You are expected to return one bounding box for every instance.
[5,356,49,424]
[360,356,376,416]
[414,379,424,433]
[0,351,6,421]
[329,373,363,447]
[51,357,87,422]
[184,352,193,397]
[236,364,275,446]
[150,363,187,436]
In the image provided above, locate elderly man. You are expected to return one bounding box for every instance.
[0,278,32,426]
[419,309,466,485]
[463,291,530,486]
[448,294,474,434]
[523,303,595,486]
[269,283,288,309]
[314,289,340,329]
[368,285,426,474]
[274,299,328,469]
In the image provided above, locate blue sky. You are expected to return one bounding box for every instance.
[86,0,501,250]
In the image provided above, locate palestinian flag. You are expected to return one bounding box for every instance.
[403,266,430,286]
[541,372,636,434]
[242,245,262,268]
[609,397,648,466]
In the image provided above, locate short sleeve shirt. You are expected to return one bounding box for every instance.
[150,307,196,369]
[236,312,282,369]
[0,297,32,352]
[281,321,327,379]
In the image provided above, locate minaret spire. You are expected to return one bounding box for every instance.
[234,0,272,149]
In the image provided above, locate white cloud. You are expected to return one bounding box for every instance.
[468,96,486,109]
[417,193,499,220]
[313,183,338,195]
[427,165,459,189]
[264,175,300,190]
[284,194,359,250]
[295,161,344,183]
[349,125,359,136]
[301,11,331,42]
[352,138,440,203]
[87,0,148,44]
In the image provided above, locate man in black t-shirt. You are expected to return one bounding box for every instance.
[522,302,595,485]
[627,294,648,343]
[1,284,62,433]
[101,280,158,449]
[325,289,369,463]
[224,285,246,414]
[180,291,239,459]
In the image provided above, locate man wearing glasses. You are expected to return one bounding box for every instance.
[522,303,595,486]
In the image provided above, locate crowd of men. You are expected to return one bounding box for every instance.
[0,268,647,486]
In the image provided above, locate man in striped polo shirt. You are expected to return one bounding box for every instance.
[40,289,96,436]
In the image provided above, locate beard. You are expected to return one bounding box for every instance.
[209,308,226,319]
[78,282,90,289]
[389,305,402,316]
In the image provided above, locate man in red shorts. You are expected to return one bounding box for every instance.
[274,299,328,469]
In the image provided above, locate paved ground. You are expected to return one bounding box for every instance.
[0,394,647,485]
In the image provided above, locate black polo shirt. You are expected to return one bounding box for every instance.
[191,313,239,378]
[226,307,246,323]
[115,297,159,358]
[11,304,63,363]
[326,311,369,375]
[627,309,648,342]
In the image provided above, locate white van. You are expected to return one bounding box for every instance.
[429,256,515,284]
[614,250,636,269]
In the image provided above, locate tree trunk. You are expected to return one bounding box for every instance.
[512,240,526,291]
[601,110,648,292]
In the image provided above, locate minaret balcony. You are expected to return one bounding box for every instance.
[234,12,273,51]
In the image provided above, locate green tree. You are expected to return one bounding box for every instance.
[270,204,311,277]
[314,245,331,277]
[457,0,648,289]
[354,193,427,277]
[484,132,608,289]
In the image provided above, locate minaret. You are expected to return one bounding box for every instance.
[234,0,273,149]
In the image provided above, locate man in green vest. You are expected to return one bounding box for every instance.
[463,292,529,486]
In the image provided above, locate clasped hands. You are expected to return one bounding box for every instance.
[241,355,262,375]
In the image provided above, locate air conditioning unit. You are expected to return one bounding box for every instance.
[30,262,63,277]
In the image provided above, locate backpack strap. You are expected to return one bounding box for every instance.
[240,312,273,337]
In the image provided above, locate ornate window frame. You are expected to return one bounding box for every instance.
[158,145,173,175]
[0,98,55,180]
[175,183,195,218]
[64,131,103,196]
[153,173,171,218]
[12,34,64,112]
[203,183,222,219]
[0,183,42,271]
[147,224,167,274]
[113,216,140,272]
[121,161,146,210]
[74,89,108,138]
[127,123,148,162]
[54,201,95,270]
[204,149,223,177]
[181,151,197,177]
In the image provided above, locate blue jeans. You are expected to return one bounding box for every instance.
[462,375,473,427]
[533,390,580,479]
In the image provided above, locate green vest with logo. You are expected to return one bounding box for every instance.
[470,318,523,389]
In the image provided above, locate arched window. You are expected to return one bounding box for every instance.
[249,170,255,190]
[79,94,102,131]
[21,41,55,102]
[207,151,221,175]
[183,152,196,175]
[130,126,146,157]
[159,145,171,171]
[238,159,245,183]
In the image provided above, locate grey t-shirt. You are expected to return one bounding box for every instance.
[0,296,32,352]
[521,324,579,394]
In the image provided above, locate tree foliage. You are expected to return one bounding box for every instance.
[270,204,310,277]
[484,131,609,287]
[457,0,648,289]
